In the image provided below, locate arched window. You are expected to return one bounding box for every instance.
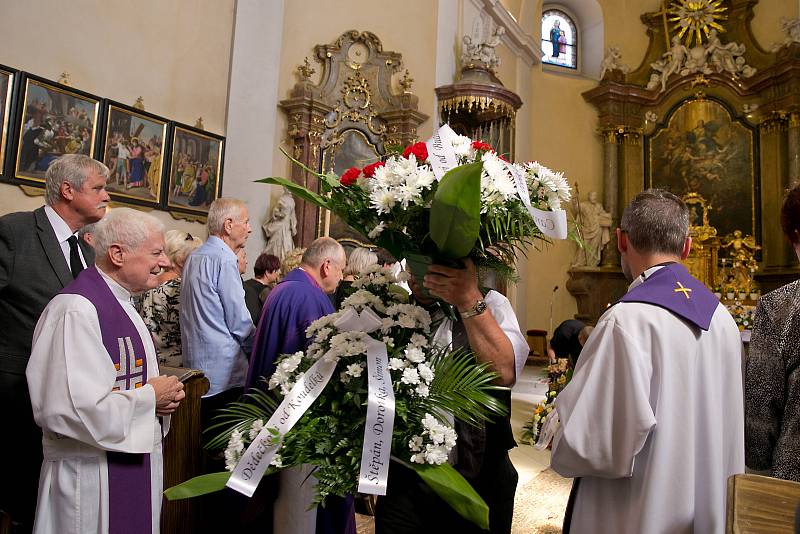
[541,9,577,70]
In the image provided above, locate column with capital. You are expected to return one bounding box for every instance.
[600,128,620,267]
[788,112,800,187]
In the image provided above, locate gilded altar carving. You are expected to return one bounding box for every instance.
[278,30,428,247]
[571,0,800,324]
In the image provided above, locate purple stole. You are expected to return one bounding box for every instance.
[60,266,152,534]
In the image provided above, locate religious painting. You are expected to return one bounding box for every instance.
[166,125,224,215]
[0,67,14,178]
[101,104,168,206]
[647,98,757,241]
[541,9,577,70]
[320,128,381,247]
[14,75,100,183]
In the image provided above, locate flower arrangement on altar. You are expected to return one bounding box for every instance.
[521,358,573,446]
[261,125,571,280]
[166,265,507,528]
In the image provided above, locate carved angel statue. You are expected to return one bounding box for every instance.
[262,190,297,261]
[705,30,755,79]
[600,46,631,80]
[461,16,504,70]
[650,36,688,93]
[721,230,760,265]
[771,17,800,52]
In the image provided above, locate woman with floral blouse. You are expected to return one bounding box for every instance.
[139,229,203,366]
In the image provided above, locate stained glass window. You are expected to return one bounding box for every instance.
[541,9,577,70]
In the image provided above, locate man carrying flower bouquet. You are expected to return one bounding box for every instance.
[550,189,744,534]
[376,258,529,534]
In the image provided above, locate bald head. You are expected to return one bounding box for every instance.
[301,237,346,293]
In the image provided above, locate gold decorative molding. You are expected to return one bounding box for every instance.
[57,71,71,86]
[194,117,204,130]
[438,94,517,120]
[18,184,45,197]
[169,210,207,224]
[133,96,145,111]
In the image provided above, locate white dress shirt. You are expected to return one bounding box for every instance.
[44,205,86,271]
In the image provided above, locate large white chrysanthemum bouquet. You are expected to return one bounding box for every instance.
[165,265,507,529]
[259,127,571,280]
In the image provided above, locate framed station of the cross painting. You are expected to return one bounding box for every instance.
[0,65,17,179]
[101,102,169,207]
[645,96,760,244]
[12,73,102,185]
[165,123,224,216]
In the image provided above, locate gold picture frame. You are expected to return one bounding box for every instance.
[14,75,100,183]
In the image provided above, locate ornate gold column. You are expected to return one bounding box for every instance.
[599,127,620,267]
[789,112,800,187]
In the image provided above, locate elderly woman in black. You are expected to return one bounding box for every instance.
[745,183,800,480]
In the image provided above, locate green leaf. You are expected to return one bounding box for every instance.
[256,176,330,210]
[164,472,231,500]
[430,162,482,258]
[409,462,489,530]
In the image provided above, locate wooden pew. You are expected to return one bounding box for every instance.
[159,367,210,534]
[727,473,800,533]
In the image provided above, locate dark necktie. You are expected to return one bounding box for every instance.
[66,235,84,279]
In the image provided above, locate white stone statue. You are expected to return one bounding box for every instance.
[263,190,297,261]
[648,32,756,93]
[461,16,504,70]
[771,17,800,52]
[572,191,613,267]
[600,46,631,80]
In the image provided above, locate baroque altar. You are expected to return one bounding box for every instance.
[568,0,800,324]
[279,31,428,247]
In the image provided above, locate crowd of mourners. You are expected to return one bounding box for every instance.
[1,153,800,534]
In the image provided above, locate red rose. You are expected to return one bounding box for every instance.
[402,142,428,162]
[362,161,385,178]
[471,140,494,152]
[340,167,361,186]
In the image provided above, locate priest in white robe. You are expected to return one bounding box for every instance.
[26,208,186,534]
[551,189,744,534]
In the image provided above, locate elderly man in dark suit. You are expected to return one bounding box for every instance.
[0,154,110,533]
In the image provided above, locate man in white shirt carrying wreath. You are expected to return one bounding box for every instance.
[550,189,744,534]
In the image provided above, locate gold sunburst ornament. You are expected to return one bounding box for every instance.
[667,0,728,46]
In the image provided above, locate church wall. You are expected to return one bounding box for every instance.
[0,0,235,237]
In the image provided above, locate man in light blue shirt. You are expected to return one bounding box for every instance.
[180,198,255,408]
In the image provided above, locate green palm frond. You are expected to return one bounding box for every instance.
[411,347,508,427]
[204,388,279,450]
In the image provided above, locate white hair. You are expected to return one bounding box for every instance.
[207,198,247,236]
[93,208,164,259]
[44,154,109,206]
[344,247,378,277]
[163,229,203,268]
[301,237,345,268]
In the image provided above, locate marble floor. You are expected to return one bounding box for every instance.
[357,364,572,534]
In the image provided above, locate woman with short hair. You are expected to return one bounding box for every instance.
[138,229,202,367]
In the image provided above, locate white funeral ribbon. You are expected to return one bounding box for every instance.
[356,336,395,495]
[508,163,532,209]
[529,206,568,240]
[334,308,396,495]
[425,123,459,181]
[226,306,395,498]
[226,354,338,497]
